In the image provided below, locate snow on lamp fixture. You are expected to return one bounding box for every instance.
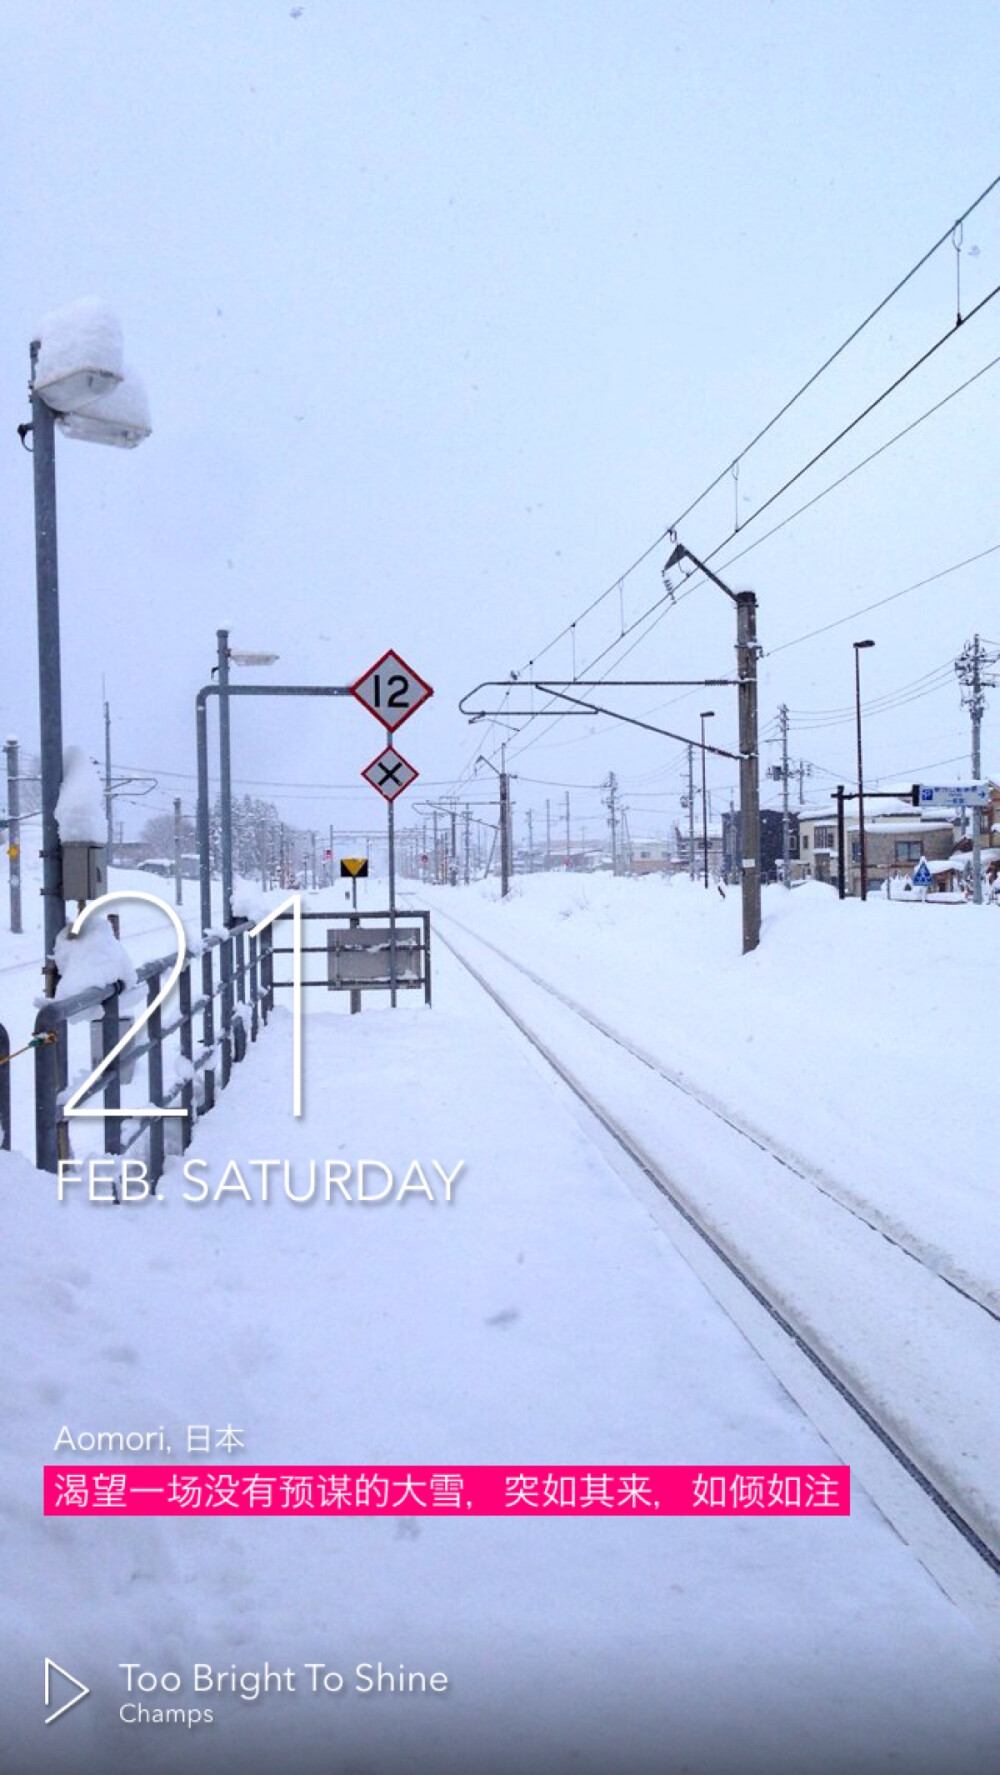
[55,367,152,449]
[229,650,280,667]
[31,297,124,415]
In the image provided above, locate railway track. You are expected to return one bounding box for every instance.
[427,900,1000,1584]
[0,920,170,979]
[429,900,1000,1326]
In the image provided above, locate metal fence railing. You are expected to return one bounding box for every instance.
[32,919,274,1185]
[0,1024,9,1152]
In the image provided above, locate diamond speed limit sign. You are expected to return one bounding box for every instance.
[361,744,419,802]
[351,649,433,732]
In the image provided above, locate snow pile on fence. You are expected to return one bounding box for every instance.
[53,917,136,1003]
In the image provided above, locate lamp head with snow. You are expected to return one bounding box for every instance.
[33,363,121,414]
[30,296,125,416]
[229,650,280,667]
[54,368,152,449]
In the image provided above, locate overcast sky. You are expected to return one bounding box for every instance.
[3,1,1000,854]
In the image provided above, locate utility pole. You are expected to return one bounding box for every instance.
[620,806,633,875]
[30,345,66,994]
[526,807,534,871]
[955,633,999,904]
[103,696,114,855]
[564,790,571,871]
[450,804,458,885]
[5,738,22,934]
[686,744,696,881]
[834,786,846,899]
[603,772,619,873]
[736,589,761,950]
[664,539,761,950]
[173,796,183,906]
[432,809,440,885]
[499,742,512,897]
[217,628,235,925]
[768,712,809,883]
[545,798,551,870]
[463,804,471,885]
[779,703,791,889]
[853,639,875,901]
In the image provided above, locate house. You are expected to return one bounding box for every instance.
[630,838,676,876]
[721,808,799,885]
[797,797,956,895]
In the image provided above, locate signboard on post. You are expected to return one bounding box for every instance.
[361,746,418,801]
[912,857,933,887]
[354,647,431,1010]
[340,854,369,910]
[913,783,990,808]
[351,650,433,732]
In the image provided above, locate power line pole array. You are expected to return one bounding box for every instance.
[767,705,813,887]
[955,632,999,903]
[765,704,792,890]
[103,698,114,855]
[499,744,512,897]
[686,744,696,882]
[603,771,619,873]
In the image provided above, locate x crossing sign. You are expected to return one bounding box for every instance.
[361,744,419,802]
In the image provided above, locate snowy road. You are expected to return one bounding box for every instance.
[4,937,1000,1774]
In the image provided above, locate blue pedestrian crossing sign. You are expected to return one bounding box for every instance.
[911,858,932,887]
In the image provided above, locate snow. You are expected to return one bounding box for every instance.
[53,746,106,845]
[2,858,999,1770]
[421,876,1000,1551]
[231,877,269,922]
[4,980,1000,1773]
[421,874,1000,1298]
[52,915,137,1003]
[33,297,123,402]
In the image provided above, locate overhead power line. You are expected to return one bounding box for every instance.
[493,298,1000,772]
[509,171,1000,686]
[766,540,1000,657]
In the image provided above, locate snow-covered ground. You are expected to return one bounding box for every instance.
[423,872,1000,1296]
[2,865,999,1772]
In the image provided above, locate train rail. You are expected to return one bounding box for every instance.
[429,901,1000,1325]
[427,901,1000,1585]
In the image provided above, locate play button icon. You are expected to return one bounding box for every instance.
[44,1658,90,1725]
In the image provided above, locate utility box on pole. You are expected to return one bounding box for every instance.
[61,841,107,903]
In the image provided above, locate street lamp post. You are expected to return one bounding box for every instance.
[665,541,760,952]
[853,640,875,900]
[699,710,715,888]
[26,305,150,993]
[212,633,280,929]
